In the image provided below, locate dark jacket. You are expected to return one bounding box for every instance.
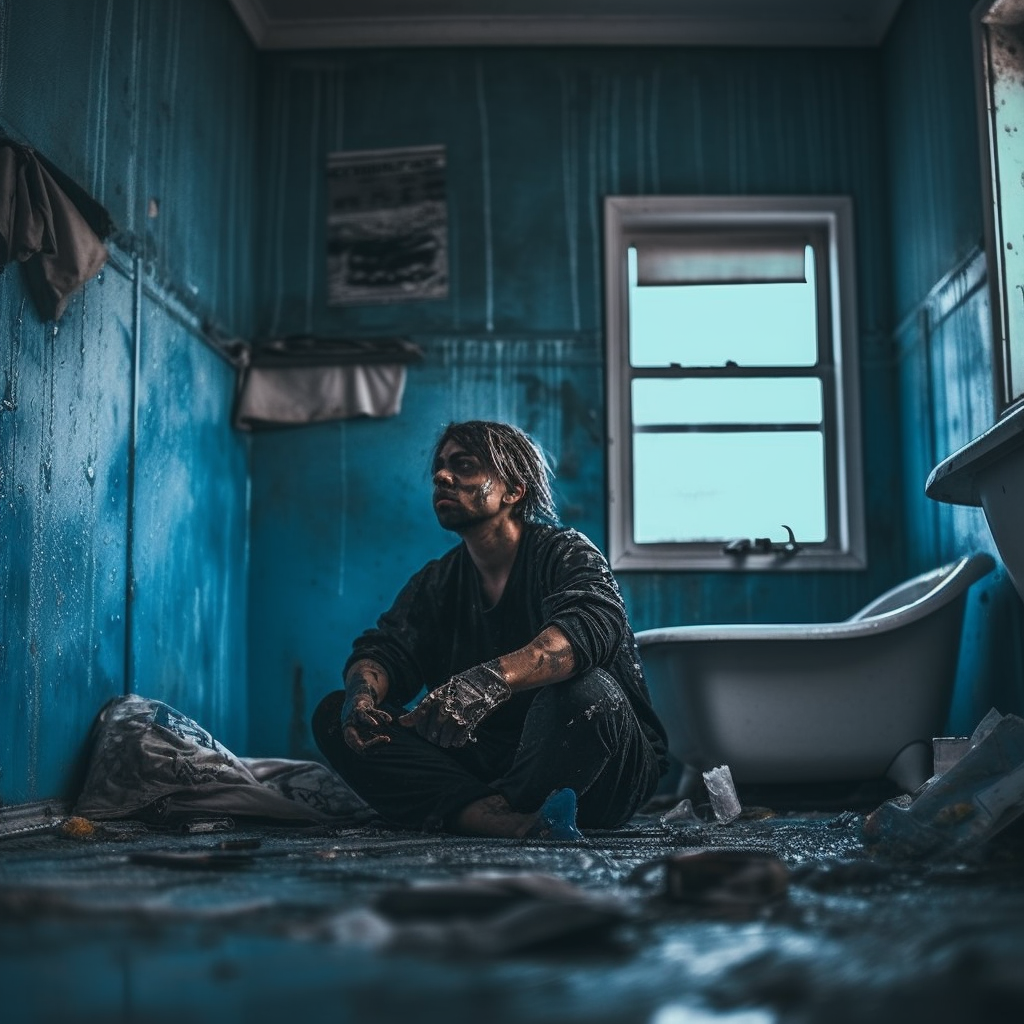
[346,523,669,773]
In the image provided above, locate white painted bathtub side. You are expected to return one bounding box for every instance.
[635,554,995,785]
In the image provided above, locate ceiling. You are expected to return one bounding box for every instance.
[226,0,905,50]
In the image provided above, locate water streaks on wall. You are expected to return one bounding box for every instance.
[0,0,256,804]
[474,60,495,333]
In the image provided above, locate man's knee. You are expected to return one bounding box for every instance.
[531,668,628,729]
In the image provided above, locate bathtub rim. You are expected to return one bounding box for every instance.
[634,552,994,646]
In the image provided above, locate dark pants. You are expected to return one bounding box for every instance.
[312,668,661,832]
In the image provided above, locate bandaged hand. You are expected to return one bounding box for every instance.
[399,661,511,748]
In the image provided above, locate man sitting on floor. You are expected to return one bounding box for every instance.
[313,420,668,839]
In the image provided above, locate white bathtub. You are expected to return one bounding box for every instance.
[635,553,995,796]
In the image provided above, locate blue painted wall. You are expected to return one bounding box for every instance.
[247,46,906,757]
[4,0,1022,799]
[883,0,1024,730]
[0,0,255,804]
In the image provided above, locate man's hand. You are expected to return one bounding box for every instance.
[399,661,511,748]
[341,691,393,753]
[341,660,393,754]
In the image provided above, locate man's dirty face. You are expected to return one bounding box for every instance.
[431,441,508,532]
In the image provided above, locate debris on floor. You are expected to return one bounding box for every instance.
[330,872,634,957]
[659,797,702,826]
[702,765,743,824]
[631,849,790,910]
[863,708,1024,858]
[3,798,1024,1023]
[7,718,1024,1021]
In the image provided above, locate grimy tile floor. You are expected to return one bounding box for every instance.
[2,797,1023,1024]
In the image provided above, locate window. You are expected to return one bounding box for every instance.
[604,195,865,571]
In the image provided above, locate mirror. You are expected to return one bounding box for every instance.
[975,0,1024,412]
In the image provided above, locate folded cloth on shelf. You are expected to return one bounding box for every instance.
[232,336,423,430]
[74,694,368,826]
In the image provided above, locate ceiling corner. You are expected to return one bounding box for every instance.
[226,0,268,48]
[867,0,906,44]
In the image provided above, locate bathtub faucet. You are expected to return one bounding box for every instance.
[722,525,802,558]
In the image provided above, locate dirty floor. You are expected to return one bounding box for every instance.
[2,799,1024,1024]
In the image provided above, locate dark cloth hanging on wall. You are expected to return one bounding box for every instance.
[232,335,424,431]
[0,138,113,321]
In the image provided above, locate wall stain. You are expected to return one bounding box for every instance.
[518,373,600,480]
[289,664,316,761]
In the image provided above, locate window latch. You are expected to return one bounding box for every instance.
[722,525,802,558]
[723,537,752,555]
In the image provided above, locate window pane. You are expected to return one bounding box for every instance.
[628,245,818,368]
[632,432,827,543]
[632,378,822,426]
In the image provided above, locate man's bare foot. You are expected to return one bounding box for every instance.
[453,789,583,840]
[453,794,536,838]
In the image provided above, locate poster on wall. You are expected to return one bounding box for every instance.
[326,145,449,306]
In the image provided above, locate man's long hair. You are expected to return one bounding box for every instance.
[431,421,560,525]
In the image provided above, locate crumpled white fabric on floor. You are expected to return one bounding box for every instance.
[74,694,367,825]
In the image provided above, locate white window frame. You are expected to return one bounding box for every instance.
[604,195,866,572]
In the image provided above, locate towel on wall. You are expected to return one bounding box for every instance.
[0,138,113,321]
[233,335,424,431]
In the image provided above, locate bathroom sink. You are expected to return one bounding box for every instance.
[926,402,1024,601]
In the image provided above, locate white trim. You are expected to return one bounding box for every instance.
[603,195,866,573]
[225,11,900,51]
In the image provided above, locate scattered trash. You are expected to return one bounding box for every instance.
[932,736,971,776]
[632,850,789,909]
[524,788,584,841]
[181,818,235,835]
[825,810,859,830]
[970,706,1005,746]
[92,820,151,840]
[57,816,153,842]
[660,798,701,826]
[703,765,742,824]
[863,709,1024,858]
[374,872,589,919]
[358,872,629,956]
[59,816,97,840]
